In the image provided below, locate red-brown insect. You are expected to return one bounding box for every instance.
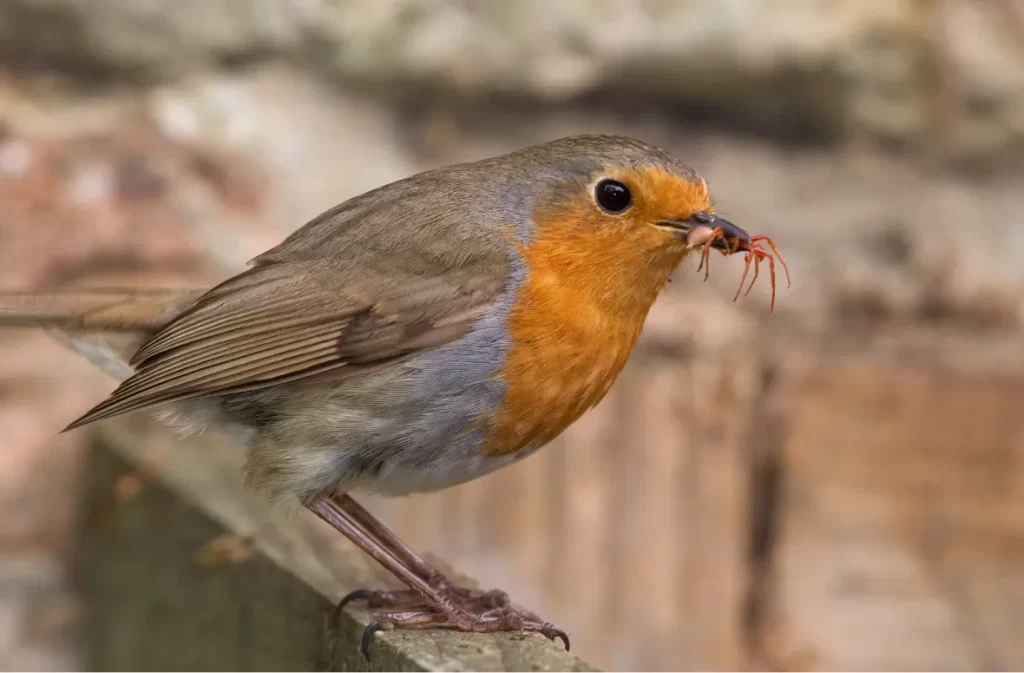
[691,226,791,312]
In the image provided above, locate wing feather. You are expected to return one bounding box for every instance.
[65,260,506,430]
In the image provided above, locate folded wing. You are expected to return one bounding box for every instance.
[66,258,506,429]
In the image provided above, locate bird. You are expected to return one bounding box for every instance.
[0,134,788,657]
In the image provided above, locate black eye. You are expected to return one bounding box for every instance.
[594,179,632,214]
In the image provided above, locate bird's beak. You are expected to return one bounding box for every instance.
[658,212,752,251]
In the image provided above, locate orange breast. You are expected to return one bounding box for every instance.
[482,199,687,457]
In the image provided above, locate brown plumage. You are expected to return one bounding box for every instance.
[67,264,504,428]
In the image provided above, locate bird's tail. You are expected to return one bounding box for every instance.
[0,288,203,380]
[0,288,201,331]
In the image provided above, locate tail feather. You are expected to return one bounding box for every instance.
[0,288,205,406]
[0,288,203,331]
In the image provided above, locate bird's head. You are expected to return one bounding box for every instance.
[493,135,783,311]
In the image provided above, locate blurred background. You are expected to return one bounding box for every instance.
[1,0,1024,670]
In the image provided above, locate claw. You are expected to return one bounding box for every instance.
[338,588,375,611]
[361,621,383,660]
[548,627,571,651]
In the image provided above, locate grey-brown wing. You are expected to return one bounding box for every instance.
[65,260,506,429]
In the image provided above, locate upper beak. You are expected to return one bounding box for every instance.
[658,212,751,251]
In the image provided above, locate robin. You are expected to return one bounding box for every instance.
[0,134,788,656]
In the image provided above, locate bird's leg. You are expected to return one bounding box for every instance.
[333,494,446,583]
[330,494,510,611]
[307,495,568,658]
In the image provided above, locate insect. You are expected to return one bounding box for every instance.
[688,221,791,312]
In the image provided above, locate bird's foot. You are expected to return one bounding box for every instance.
[338,585,510,611]
[337,585,569,659]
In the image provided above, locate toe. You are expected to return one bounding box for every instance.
[360,621,383,660]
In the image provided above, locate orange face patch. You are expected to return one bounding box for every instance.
[481,165,711,457]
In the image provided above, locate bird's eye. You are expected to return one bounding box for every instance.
[594,179,632,214]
